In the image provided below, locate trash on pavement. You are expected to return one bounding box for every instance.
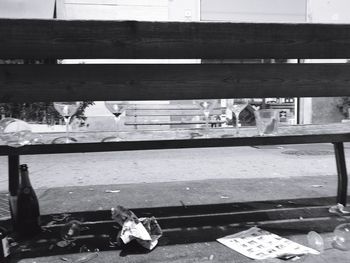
[329,203,350,215]
[111,205,162,250]
[105,190,121,193]
[73,252,98,263]
[61,220,82,241]
[60,252,99,263]
[217,227,319,260]
[307,223,350,252]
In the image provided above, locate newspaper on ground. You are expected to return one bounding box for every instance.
[217,227,319,260]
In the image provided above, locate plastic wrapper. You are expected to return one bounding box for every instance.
[111,206,162,250]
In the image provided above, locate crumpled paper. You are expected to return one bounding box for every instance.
[111,206,162,250]
[329,203,350,215]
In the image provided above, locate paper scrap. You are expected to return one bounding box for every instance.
[217,227,319,260]
[329,203,350,215]
[111,206,162,250]
[105,190,120,193]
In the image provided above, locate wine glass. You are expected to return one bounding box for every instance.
[226,98,249,135]
[52,102,81,144]
[102,101,128,142]
[193,100,217,137]
[307,223,350,253]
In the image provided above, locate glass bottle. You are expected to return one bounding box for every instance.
[16,164,41,237]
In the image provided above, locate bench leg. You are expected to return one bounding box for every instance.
[8,155,20,229]
[333,142,348,206]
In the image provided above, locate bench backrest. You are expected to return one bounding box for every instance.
[1,19,350,104]
[1,19,350,156]
[125,103,225,129]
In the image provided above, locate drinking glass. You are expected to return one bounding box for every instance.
[102,101,128,142]
[0,118,32,147]
[52,102,81,144]
[226,99,249,135]
[254,109,279,136]
[193,100,217,137]
[307,223,350,253]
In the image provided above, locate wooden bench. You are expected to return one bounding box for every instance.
[124,103,226,129]
[1,19,350,260]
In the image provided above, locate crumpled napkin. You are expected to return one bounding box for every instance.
[111,205,162,250]
[329,203,350,215]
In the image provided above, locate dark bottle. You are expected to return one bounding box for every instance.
[16,164,41,237]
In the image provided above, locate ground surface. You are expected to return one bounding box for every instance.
[0,143,347,191]
[2,143,350,262]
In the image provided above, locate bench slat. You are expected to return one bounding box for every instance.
[126,109,224,116]
[2,19,350,59]
[1,124,350,155]
[1,64,350,102]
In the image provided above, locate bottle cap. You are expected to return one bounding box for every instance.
[20,164,28,170]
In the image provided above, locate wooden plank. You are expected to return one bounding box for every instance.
[2,64,350,102]
[2,19,350,59]
[0,123,350,155]
[124,120,225,126]
[126,109,224,116]
[128,104,225,110]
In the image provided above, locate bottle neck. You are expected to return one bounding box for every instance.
[20,170,32,188]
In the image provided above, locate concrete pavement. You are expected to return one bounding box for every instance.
[0,143,347,191]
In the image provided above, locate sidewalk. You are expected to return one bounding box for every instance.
[14,175,350,263]
[0,143,346,191]
[3,143,350,262]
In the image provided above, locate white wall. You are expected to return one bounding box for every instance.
[201,0,306,22]
[168,0,200,21]
[308,0,350,23]
[57,0,168,20]
[0,0,55,18]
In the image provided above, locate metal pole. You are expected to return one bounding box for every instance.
[333,142,348,205]
[8,155,20,229]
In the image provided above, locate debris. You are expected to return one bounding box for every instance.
[73,252,98,263]
[209,254,214,260]
[217,227,318,260]
[275,204,283,208]
[185,187,190,191]
[60,257,70,262]
[299,217,304,220]
[311,185,323,188]
[111,205,162,250]
[20,248,31,252]
[61,220,82,241]
[56,240,71,248]
[79,244,90,253]
[220,196,229,199]
[277,253,303,261]
[329,203,350,215]
[52,213,71,222]
[105,190,120,193]
[307,231,324,253]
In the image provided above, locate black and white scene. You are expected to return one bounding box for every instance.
[0,0,350,262]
